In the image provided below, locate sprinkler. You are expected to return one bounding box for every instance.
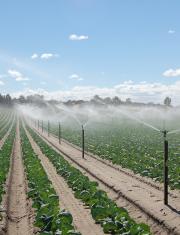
[42,120,43,133]
[82,125,85,159]
[48,120,50,137]
[161,130,169,205]
[58,122,61,144]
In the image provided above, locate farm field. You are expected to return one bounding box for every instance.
[0,107,180,235]
[1,1,180,234]
[0,108,156,235]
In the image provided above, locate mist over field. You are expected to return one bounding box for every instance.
[17,102,180,134]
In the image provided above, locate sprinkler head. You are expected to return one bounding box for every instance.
[161,130,168,138]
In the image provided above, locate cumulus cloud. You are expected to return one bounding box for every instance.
[69,74,83,81]
[8,69,29,81]
[163,68,180,77]
[31,53,38,59]
[69,34,89,41]
[10,80,180,105]
[0,80,4,85]
[31,53,59,60]
[41,53,54,59]
[168,29,175,34]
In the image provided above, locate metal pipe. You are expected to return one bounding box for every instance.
[163,130,168,205]
[82,125,85,159]
[58,122,61,144]
[48,120,50,137]
[42,120,43,133]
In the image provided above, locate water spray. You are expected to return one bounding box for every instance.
[82,125,85,159]
[168,128,180,135]
[38,120,39,130]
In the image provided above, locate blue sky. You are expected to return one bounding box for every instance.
[0,0,180,103]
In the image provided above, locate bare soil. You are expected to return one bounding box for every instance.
[5,121,33,235]
[24,125,105,235]
[33,125,180,235]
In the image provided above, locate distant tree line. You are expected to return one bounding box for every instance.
[0,94,13,107]
[0,93,172,107]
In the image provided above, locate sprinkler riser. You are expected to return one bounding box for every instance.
[164,139,168,205]
[82,126,85,159]
[42,120,43,133]
[48,121,50,137]
[58,122,61,144]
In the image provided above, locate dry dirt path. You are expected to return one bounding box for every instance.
[31,125,180,235]
[24,126,104,235]
[5,121,32,235]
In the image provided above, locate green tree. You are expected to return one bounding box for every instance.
[164,97,171,106]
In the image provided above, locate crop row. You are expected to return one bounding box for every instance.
[20,123,80,235]
[0,114,16,141]
[0,123,16,207]
[27,124,151,235]
[0,109,11,126]
[0,111,14,132]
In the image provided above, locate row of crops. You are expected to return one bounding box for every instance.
[41,119,180,190]
[20,123,80,235]
[0,111,15,140]
[0,123,16,205]
[0,111,80,235]
[26,123,151,235]
[0,116,80,234]
[0,109,16,225]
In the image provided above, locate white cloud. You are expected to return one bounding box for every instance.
[0,80,4,85]
[41,53,53,59]
[10,80,180,105]
[31,53,38,59]
[40,53,59,60]
[69,74,83,81]
[31,53,59,60]
[8,70,21,77]
[168,29,175,34]
[69,34,89,41]
[163,68,180,77]
[8,69,29,81]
